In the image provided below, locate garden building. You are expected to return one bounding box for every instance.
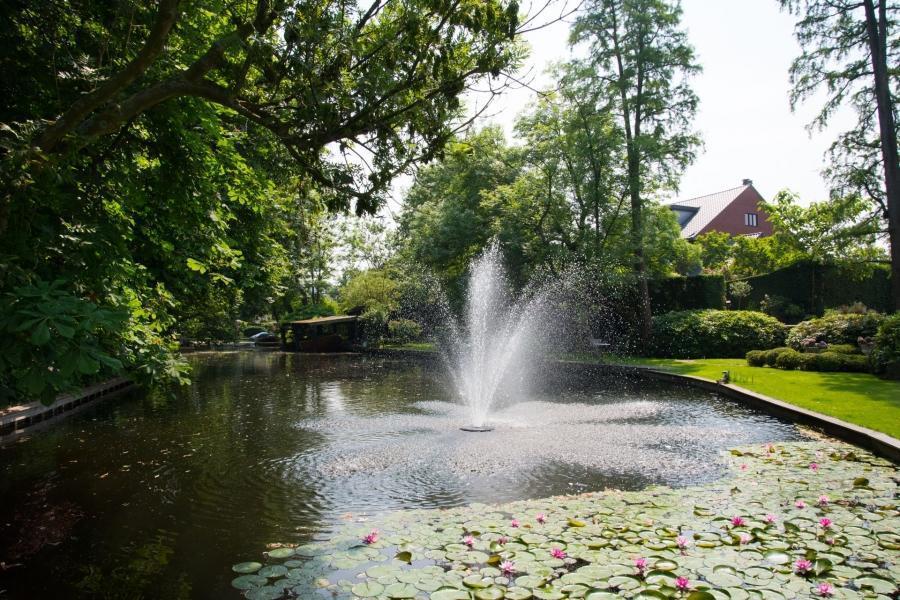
[668,179,774,239]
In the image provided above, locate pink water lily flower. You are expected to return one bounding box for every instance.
[795,499,807,509]
[794,559,813,575]
[675,535,690,553]
[550,548,567,559]
[634,557,648,574]
[674,576,691,591]
[817,582,834,597]
[738,533,752,545]
[536,513,547,524]
[362,529,379,545]
[818,495,829,506]
[809,462,819,472]
[819,517,832,529]
[730,515,746,527]
[766,443,775,453]
[462,534,475,547]
[500,560,516,576]
[740,463,748,471]
[510,519,520,528]
[497,536,509,545]
[764,514,778,524]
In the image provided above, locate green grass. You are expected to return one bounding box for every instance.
[586,354,900,439]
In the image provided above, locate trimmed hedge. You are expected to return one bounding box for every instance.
[746,348,871,373]
[650,275,726,313]
[744,261,892,315]
[650,310,786,358]
[786,313,885,350]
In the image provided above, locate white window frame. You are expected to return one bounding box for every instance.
[744,213,758,227]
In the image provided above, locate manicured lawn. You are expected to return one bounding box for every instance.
[599,355,900,439]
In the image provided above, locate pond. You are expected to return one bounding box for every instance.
[0,352,808,598]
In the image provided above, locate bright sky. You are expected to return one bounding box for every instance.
[461,0,858,206]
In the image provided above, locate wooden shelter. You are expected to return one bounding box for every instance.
[280,315,360,352]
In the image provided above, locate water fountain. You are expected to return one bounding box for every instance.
[446,244,552,431]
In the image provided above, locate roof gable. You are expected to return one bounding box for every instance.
[668,184,749,238]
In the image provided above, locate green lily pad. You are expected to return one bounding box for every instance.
[351,581,385,597]
[233,562,263,574]
[231,574,268,590]
[266,547,295,559]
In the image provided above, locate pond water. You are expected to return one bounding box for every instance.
[0,352,808,598]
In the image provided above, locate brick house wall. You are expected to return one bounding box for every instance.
[698,186,774,237]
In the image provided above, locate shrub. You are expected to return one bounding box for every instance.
[824,343,859,355]
[786,312,885,350]
[764,347,794,367]
[798,352,869,373]
[746,350,767,367]
[758,294,805,323]
[650,310,786,358]
[359,308,389,345]
[387,319,423,344]
[775,349,803,370]
[872,313,900,379]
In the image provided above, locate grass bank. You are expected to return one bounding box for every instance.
[593,355,900,440]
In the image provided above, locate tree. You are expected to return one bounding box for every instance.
[780,0,900,309]
[571,0,701,346]
[1,0,524,223]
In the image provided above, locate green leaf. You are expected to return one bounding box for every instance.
[394,551,412,564]
[30,322,51,346]
[186,258,208,274]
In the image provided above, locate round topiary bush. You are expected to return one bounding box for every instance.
[745,350,767,367]
[774,348,803,370]
[786,312,885,350]
[764,347,793,367]
[798,351,869,373]
[650,310,786,358]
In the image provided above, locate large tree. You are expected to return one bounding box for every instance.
[1,0,523,226]
[571,0,701,346]
[779,0,900,309]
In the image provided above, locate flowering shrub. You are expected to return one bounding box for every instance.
[651,310,786,358]
[786,312,885,350]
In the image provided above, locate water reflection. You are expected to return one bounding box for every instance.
[0,352,806,598]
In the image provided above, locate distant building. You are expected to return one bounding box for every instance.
[668,179,774,239]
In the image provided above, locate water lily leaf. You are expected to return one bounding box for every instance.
[245,587,284,600]
[814,558,833,575]
[852,477,869,487]
[384,582,417,598]
[475,587,505,600]
[568,518,587,527]
[257,565,288,578]
[393,551,412,564]
[686,593,717,600]
[486,554,501,565]
[231,574,268,590]
[351,581,384,597]
[533,587,566,600]
[764,551,791,565]
[232,562,263,574]
[504,587,534,600]
[266,547,295,559]
[585,592,619,600]
[431,590,470,600]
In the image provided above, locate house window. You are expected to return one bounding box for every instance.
[744,213,758,227]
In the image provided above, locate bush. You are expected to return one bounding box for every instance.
[758,294,805,323]
[799,352,869,373]
[358,308,388,345]
[764,347,794,366]
[824,343,860,355]
[746,350,767,367]
[775,349,803,370]
[872,313,900,379]
[786,312,885,350]
[387,319,423,344]
[650,310,786,358]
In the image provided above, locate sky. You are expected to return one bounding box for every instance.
[451,0,859,206]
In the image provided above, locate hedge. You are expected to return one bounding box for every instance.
[650,310,785,358]
[785,313,885,350]
[650,275,726,313]
[746,348,871,373]
[742,261,892,315]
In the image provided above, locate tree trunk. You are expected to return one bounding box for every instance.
[864,0,900,311]
[627,151,652,348]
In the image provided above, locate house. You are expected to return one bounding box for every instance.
[668,179,774,239]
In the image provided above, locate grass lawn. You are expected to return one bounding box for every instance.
[595,355,900,440]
